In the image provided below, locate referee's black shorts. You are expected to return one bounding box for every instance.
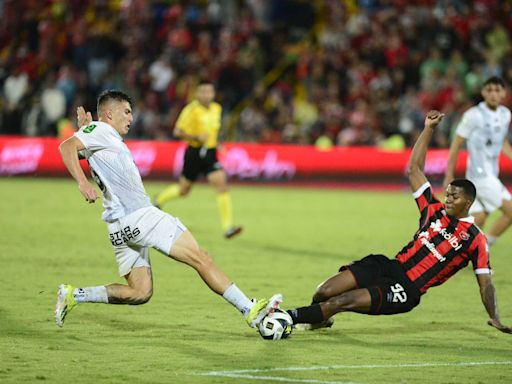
[182,146,223,182]
[339,254,421,315]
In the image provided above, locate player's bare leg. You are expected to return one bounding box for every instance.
[55,267,153,327]
[295,269,358,330]
[169,230,231,293]
[472,211,488,229]
[106,267,153,304]
[168,229,277,327]
[290,288,371,329]
[486,200,512,246]
[319,289,372,318]
[312,269,359,303]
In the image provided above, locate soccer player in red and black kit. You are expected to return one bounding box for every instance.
[284,110,512,334]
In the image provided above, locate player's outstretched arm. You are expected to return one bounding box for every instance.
[442,134,465,190]
[476,274,512,334]
[58,136,98,204]
[407,110,444,192]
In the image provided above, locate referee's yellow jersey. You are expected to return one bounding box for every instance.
[175,100,222,148]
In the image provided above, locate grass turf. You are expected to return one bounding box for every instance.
[0,177,511,383]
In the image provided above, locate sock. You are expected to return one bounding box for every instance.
[287,304,324,324]
[217,192,233,232]
[222,283,253,316]
[156,184,180,206]
[73,286,108,303]
[486,234,497,247]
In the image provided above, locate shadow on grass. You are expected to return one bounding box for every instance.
[239,238,351,261]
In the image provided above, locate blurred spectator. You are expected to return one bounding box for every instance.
[41,75,66,136]
[0,0,511,148]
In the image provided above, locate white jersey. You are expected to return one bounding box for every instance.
[456,102,511,179]
[74,121,151,222]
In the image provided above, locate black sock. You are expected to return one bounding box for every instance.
[287,304,324,324]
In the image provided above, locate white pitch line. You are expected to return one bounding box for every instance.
[199,372,360,384]
[200,360,512,375]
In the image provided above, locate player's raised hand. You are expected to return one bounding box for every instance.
[79,182,99,204]
[424,110,444,129]
[77,106,93,128]
[488,318,512,334]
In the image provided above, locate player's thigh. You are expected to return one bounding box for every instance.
[315,269,359,299]
[324,288,372,314]
[168,230,210,268]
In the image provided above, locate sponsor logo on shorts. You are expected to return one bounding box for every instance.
[110,226,140,246]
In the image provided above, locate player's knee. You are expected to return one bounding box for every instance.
[195,249,214,269]
[313,282,337,302]
[132,287,153,305]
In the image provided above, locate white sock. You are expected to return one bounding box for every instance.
[73,286,108,303]
[222,283,253,316]
[486,235,497,247]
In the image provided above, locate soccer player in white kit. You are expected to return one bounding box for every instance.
[55,90,281,330]
[444,76,512,247]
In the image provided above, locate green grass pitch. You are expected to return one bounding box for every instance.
[1,178,511,383]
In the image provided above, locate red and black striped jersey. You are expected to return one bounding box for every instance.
[395,182,490,294]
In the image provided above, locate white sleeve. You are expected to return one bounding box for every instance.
[74,122,112,153]
[456,108,482,139]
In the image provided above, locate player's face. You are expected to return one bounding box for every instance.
[110,101,133,135]
[196,84,215,106]
[481,83,506,109]
[444,185,471,218]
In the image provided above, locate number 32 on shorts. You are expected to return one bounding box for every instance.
[390,283,408,303]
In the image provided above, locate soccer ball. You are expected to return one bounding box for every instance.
[258,309,293,340]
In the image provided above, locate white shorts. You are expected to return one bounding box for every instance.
[470,176,511,214]
[106,206,187,277]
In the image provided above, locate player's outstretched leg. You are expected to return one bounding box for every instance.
[55,284,77,327]
[169,229,280,328]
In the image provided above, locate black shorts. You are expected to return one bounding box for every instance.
[182,146,223,182]
[340,254,421,315]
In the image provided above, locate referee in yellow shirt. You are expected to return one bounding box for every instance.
[154,80,242,239]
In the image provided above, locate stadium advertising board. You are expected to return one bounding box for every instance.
[0,136,503,182]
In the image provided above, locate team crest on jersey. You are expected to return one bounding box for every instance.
[460,231,469,241]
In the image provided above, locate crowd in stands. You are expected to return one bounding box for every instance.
[1,0,511,149]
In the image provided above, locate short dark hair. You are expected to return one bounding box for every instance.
[482,76,506,88]
[449,178,476,202]
[97,90,132,112]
